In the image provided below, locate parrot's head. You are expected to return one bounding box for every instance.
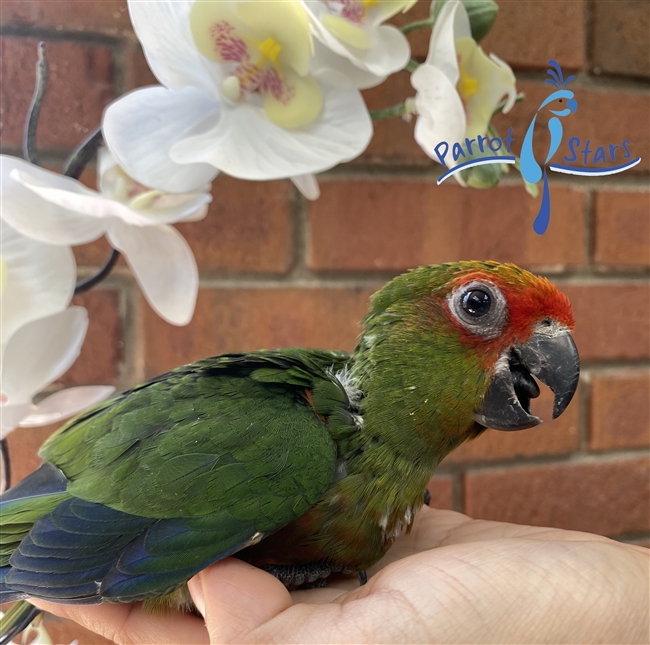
[359,261,580,439]
[539,89,578,117]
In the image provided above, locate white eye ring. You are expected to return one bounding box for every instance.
[448,281,508,339]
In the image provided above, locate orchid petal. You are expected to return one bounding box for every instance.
[456,38,517,141]
[304,1,411,77]
[356,25,411,77]
[291,174,321,200]
[0,402,31,439]
[19,385,115,427]
[103,86,221,193]
[128,0,221,95]
[1,222,76,351]
[108,222,198,326]
[412,64,466,167]
[1,156,105,245]
[310,39,386,89]
[171,85,372,180]
[1,307,88,403]
[424,0,470,84]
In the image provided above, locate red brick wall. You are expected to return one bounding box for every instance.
[1,1,648,642]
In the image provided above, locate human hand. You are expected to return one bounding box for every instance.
[30,507,650,644]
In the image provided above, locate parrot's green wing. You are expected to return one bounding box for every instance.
[4,349,355,603]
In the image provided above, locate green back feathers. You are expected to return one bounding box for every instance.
[38,350,354,526]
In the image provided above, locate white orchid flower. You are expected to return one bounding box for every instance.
[304,0,415,89]
[0,223,114,440]
[1,220,75,349]
[0,307,114,439]
[102,0,372,195]
[0,151,209,325]
[411,0,516,174]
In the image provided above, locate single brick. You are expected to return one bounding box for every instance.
[57,289,123,385]
[360,72,432,165]
[176,176,295,274]
[592,0,650,78]
[446,383,581,464]
[308,180,586,271]
[0,37,114,150]
[143,287,374,377]
[464,457,650,536]
[594,191,650,268]
[560,284,650,362]
[426,475,455,511]
[590,370,650,451]
[0,0,131,34]
[481,0,585,70]
[493,82,650,173]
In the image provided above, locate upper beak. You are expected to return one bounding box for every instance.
[473,328,580,431]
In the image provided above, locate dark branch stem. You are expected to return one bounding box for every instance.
[1,438,11,494]
[23,42,49,165]
[74,248,121,296]
[63,127,119,293]
[63,126,103,179]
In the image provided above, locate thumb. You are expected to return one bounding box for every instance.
[188,558,293,644]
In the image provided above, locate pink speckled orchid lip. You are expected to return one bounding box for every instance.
[190,0,323,129]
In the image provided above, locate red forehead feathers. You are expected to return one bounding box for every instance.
[451,269,575,343]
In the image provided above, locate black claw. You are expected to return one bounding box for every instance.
[423,488,431,506]
[358,569,367,586]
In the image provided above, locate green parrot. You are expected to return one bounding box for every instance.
[0,262,579,642]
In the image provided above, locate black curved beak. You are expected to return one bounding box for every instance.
[473,328,580,431]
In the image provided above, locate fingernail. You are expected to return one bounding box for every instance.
[187,575,206,617]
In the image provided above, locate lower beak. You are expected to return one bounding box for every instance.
[473,329,580,431]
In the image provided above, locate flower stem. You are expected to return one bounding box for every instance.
[400,18,434,34]
[74,248,121,296]
[62,126,122,294]
[405,58,420,73]
[370,103,408,121]
[63,126,103,179]
[23,42,49,165]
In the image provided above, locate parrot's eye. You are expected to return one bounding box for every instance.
[448,280,508,339]
[462,290,491,317]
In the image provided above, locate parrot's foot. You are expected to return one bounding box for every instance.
[261,563,333,590]
[358,569,367,586]
[424,488,431,507]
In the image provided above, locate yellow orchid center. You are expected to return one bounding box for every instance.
[190,1,323,129]
[457,62,479,101]
[109,166,163,211]
[258,37,282,65]
[0,256,7,296]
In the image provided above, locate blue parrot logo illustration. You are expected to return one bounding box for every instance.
[520,61,578,235]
